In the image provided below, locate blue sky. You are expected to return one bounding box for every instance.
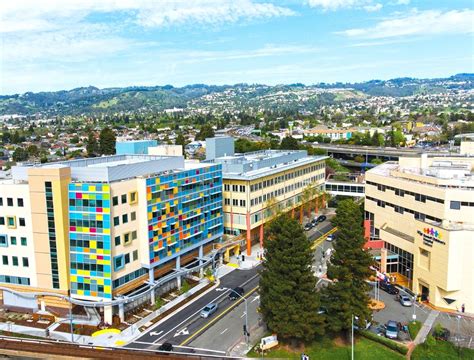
[1,0,473,94]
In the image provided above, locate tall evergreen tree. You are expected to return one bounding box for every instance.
[86,132,98,157]
[99,127,116,155]
[260,213,325,343]
[322,199,374,337]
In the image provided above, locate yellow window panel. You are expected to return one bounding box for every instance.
[103,194,110,200]
[103,208,110,214]
[90,186,96,192]
[82,194,89,200]
[103,185,110,191]
[96,278,104,285]
[176,247,180,252]
[104,286,111,293]
[90,241,97,249]
[103,228,110,234]
[77,290,84,295]
[167,251,172,257]
[96,214,103,221]
[71,276,77,282]
[148,213,152,220]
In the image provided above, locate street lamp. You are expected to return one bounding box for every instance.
[352,314,359,360]
[228,288,249,345]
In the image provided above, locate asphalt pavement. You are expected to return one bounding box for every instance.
[126,264,261,356]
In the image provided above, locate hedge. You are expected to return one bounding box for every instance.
[358,330,409,355]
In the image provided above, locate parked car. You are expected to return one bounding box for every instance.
[304,223,313,231]
[379,281,399,295]
[385,320,399,339]
[399,294,413,307]
[316,215,327,223]
[229,287,244,300]
[200,303,218,318]
[159,342,173,351]
[311,218,318,226]
[326,234,335,242]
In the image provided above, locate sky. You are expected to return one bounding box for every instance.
[1,0,473,94]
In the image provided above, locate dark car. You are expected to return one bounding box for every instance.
[304,223,313,231]
[229,287,244,300]
[310,218,318,226]
[379,281,399,295]
[159,342,173,352]
[316,215,327,223]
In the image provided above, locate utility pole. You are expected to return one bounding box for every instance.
[351,314,354,360]
[229,288,249,345]
[68,290,74,343]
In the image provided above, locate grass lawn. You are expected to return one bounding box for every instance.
[408,321,422,340]
[0,330,44,340]
[247,336,404,360]
[412,338,474,360]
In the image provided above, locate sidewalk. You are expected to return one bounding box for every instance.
[227,243,263,270]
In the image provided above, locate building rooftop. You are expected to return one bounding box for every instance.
[209,149,327,180]
[11,155,212,183]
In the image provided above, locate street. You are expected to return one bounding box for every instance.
[126,264,261,356]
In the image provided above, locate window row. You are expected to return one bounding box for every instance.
[113,211,137,226]
[114,250,139,271]
[0,274,30,285]
[1,255,29,267]
[0,197,24,207]
[366,196,442,223]
[366,181,444,204]
[0,234,28,247]
[0,216,26,228]
[112,191,138,206]
[114,230,138,246]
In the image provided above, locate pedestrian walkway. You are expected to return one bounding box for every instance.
[227,243,263,270]
[414,309,439,345]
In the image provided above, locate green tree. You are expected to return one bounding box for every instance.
[26,144,39,158]
[99,127,116,155]
[260,213,325,343]
[12,147,28,162]
[86,132,98,157]
[195,124,215,141]
[280,136,299,150]
[321,199,374,338]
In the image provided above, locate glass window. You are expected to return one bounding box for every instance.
[129,191,137,204]
[22,257,29,267]
[7,198,13,206]
[122,214,128,224]
[12,256,18,266]
[10,236,17,245]
[124,253,130,264]
[0,198,3,206]
[7,217,16,228]
[133,250,138,261]
[131,211,136,221]
[123,233,131,245]
[112,196,118,206]
[0,235,7,246]
[2,255,7,265]
[0,217,4,225]
[114,236,121,246]
[17,198,24,207]
[19,218,25,227]
[121,194,127,204]
[450,201,461,210]
[132,231,137,240]
[21,237,27,246]
[113,216,120,226]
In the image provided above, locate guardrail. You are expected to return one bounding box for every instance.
[311,227,337,250]
[0,334,239,359]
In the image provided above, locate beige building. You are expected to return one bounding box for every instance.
[365,153,474,312]
[206,137,327,255]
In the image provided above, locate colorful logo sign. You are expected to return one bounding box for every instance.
[417,227,445,246]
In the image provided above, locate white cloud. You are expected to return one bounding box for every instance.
[391,0,410,5]
[0,0,295,33]
[307,0,376,11]
[364,3,383,12]
[339,9,474,38]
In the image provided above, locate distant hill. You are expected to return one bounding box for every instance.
[0,74,472,116]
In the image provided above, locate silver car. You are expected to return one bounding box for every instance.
[399,294,413,307]
[200,303,218,318]
[385,320,399,339]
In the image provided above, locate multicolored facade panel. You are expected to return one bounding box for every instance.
[68,183,112,300]
[146,164,223,265]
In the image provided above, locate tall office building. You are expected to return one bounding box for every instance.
[365,153,474,311]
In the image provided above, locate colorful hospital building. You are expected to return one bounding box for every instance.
[0,154,223,322]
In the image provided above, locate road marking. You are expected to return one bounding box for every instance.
[220,328,228,335]
[251,295,260,303]
[215,287,227,292]
[174,327,190,337]
[138,271,261,343]
[180,285,260,346]
[149,330,163,337]
[311,227,337,250]
[240,312,246,318]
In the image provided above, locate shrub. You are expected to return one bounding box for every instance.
[180,279,190,294]
[358,330,409,355]
[153,297,164,310]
